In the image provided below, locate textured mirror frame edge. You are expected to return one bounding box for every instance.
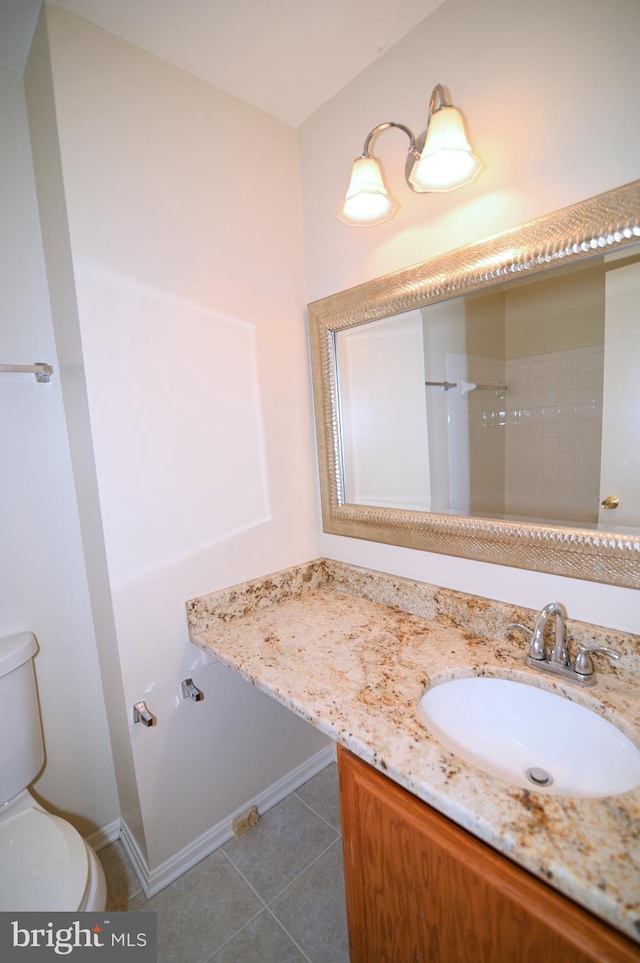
[308,180,640,589]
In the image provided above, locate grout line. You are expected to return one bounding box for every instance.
[220,833,342,913]
[197,906,268,963]
[264,907,314,963]
[219,848,270,909]
[200,849,318,963]
[105,786,344,957]
[218,836,344,960]
[219,793,341,909]
[292,789,342,836]
[198,905,314,963]
[264,836,343,909]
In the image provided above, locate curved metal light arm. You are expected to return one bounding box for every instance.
[358,85,457,164]
[338,84,480,223]
[362,121,418,158]
[429,83,451,114]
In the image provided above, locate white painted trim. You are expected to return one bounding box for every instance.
[86,818,121,852]
[118,744,336,898]
[118,818,151,895]
[253,743,336,822]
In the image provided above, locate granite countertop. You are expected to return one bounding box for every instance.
[187,558,640,944]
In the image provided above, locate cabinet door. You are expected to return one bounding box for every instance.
[337,746,639,963]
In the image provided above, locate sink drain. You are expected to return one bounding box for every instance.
[526,767,553,787]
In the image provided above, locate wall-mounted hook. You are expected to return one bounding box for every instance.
[133,701,156,726]
[181,678,204,702]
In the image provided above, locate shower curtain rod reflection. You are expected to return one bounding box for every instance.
[0,363,53,383]
[425,380,508,392]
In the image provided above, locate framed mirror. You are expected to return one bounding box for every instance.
[308,180,640,589]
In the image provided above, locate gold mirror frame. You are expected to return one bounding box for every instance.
[308,180,640,589]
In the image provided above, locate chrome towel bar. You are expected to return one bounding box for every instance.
[0,363,53,383]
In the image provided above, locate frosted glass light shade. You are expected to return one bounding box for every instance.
[338,155,398,226]
[409,106,482,192]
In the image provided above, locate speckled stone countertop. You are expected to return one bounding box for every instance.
[187,558,640,944]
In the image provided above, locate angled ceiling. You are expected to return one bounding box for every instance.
[0,0,42,73]
[0,0,446,126]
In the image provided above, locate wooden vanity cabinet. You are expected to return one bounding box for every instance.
[337,746,640,963]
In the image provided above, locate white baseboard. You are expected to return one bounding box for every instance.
[117,743,336,899]
[118,818,151,896]
[86,817,121,853]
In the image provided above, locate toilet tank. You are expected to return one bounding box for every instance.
[0,632,45,806]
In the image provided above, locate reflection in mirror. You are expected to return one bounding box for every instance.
[335,248,640,532]
[309,180,640,587]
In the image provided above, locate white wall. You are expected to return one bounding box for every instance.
[299,0,640,633]
[301,0,640,302]
[26,3,328,876]
[10,0,639,885]
[0,64,118,837]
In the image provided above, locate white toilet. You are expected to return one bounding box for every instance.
[0,631,107,911]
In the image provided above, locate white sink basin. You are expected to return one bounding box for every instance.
[418,676,640,798]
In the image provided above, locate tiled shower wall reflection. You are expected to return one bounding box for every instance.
[446,353,506,516]
[504,345,604,523]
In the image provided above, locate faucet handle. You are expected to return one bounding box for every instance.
[507,622,544,661]
[573,645,621,678]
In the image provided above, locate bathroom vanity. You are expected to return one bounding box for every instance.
[187,559,640,959]
[338,746,637,961]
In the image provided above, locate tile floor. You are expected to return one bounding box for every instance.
[97,762,350,963]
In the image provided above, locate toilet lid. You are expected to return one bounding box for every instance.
[0,805,90,911]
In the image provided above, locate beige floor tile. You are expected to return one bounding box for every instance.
[99,764,348,963]
[97,839,143,911]
[206,909,308,963]
[222,793,338,904]
[269,840,349,963]
[295,762,341,831]
[132,850,263,963]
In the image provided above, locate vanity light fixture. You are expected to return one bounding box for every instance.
[338,84,482,227]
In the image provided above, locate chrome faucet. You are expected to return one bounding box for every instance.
[507,602,620,687]
[532,602,568,667]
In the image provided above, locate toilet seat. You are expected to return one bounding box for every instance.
[0,796,91,911]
